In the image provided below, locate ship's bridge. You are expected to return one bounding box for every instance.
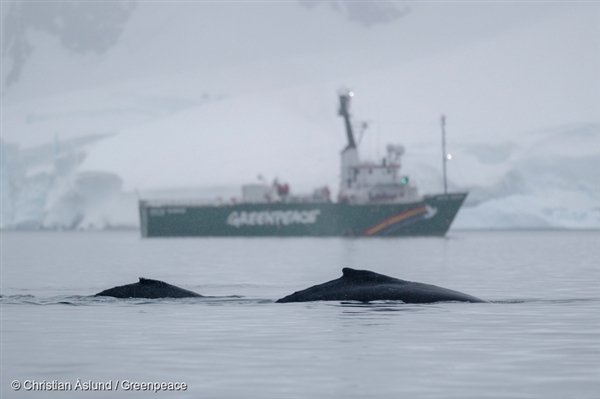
[351,162,400,188]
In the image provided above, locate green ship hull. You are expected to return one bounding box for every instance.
[139,193,467,237]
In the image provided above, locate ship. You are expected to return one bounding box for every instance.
[139,89,467,237]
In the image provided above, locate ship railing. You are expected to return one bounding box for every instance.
[140,199,237,207]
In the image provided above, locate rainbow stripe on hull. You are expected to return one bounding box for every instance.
[362,205,429,236]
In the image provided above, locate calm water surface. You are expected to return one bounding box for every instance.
[1,230,599,398]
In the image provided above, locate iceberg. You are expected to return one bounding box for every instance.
[1,136,123,230]
[451,124,600,229]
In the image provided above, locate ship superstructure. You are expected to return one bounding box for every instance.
[337,89,419,205]
[138,90,467,237]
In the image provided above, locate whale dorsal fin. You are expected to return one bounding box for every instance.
[341,268,404,284]
[139,277,166,285]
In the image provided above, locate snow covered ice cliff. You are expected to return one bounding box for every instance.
[1,115,598,230]
[0,136,124,229]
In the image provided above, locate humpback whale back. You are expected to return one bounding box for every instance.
[95,278,203,299]
[277,268,485,304]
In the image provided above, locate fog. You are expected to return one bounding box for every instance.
[1,1,598,229]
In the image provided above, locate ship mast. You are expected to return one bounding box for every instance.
[441,115,448,195]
